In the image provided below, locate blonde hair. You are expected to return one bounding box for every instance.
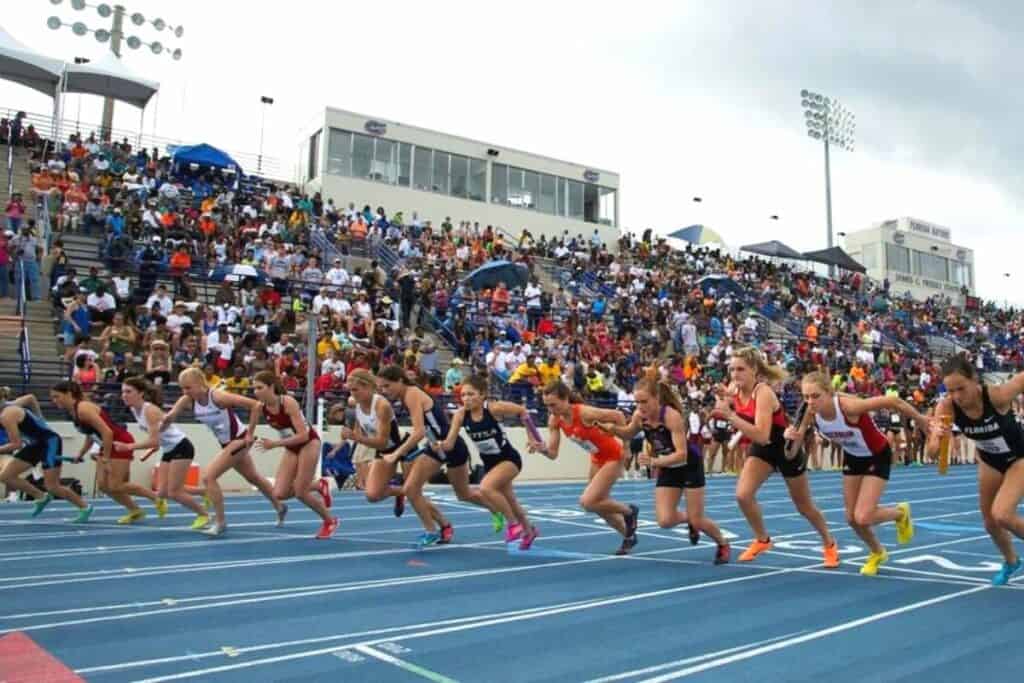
[800,371,833,395]
[0,386,11,402]
[178,367,207,388]
[347,369,377,388]
[731,346,788,383]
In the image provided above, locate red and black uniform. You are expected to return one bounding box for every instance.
[733,384,804,479]
[72,401,135,460]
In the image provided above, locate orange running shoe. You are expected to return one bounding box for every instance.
[738,538,772,562]
[823,541,840,569]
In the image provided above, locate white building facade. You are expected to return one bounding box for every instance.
[842,217,974,303]
[298,107,621,247]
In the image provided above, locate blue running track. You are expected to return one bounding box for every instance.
[1,466,1022,682]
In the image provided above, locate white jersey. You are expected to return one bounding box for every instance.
[193,389,243,446]
[131,402,187,453]
[354,394,401,453]
[813,395,887,459]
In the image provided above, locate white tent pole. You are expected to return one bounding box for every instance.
[137,102,144,150]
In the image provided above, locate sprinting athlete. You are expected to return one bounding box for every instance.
[51,380,160,524]
[435,375,539,549]
[712,348,838,567]
[119,377,208,530]
[253,371,338,540]
[161,368,286,536]
[788,372,927,576]
[0,392,92,522]
[533,379,639,555]
[928,356,1024,585]
[599,372,731,564]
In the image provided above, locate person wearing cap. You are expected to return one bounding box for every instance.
[444,358,465,393]
[11,221,41,302]
[325,257,349,290]
[145,284,174,316]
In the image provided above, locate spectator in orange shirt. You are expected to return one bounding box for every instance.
[491,281,511,314]
[169,245,192,276]
[805,321,819,342]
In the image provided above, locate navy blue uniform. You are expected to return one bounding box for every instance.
[422,394,470,468]
[462,404,523,473]
[6,405,63,470]
[645,407,704,489]
[952,385,1024,474]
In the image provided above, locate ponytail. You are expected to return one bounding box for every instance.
[0,386,11,402]
[636,365,686,419]
[123,376,163,405]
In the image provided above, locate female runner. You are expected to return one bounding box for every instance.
[252,370,338,539]
[712,348,838,567]
[599,372,730,563]
[0,392,93,521]
[435,375,540,549]
[787,372,927,576]
[50,380,160,524]
[927,356,1024,585]
[533,379,639,555]
[377,365,489,548]
[161,367,286,536]
[119,377,208,530]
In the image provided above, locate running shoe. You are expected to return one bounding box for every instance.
[519,526,539,551]
[417,531,441,548]
[615,534,638,556]
[70,505,94,524]
[491,510,506,533]
[688,523,700,545]
[155,498,169,519]
[624,504,640,539]
[992,558,1023,586]
[393,493,405,518]
[204,522,227,537]
[317,478,333,508]
[738,538,773,562]
[31,493,53,518]
[438,522,454,544]
[276,503,289,528]
[860,549,889,576]
[190,514,209,530]
[895,502,914,545]
[823,541,840,569]
[315,516,340,540]
[117,509,146,525]
[714,543,731,565]
[505,523,523,543]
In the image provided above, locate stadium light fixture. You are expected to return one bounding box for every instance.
[800,89,856,276]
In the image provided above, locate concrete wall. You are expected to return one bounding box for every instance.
[10,422,594,494]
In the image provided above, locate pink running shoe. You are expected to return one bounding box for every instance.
[505,523,523,543]
[519,526,539,550]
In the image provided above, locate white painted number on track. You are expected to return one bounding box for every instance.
[376,642,413,655]
[332,650,366,663]
[895,554,1003,572]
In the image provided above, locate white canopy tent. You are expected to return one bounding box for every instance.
[62,51,159,110]
[0,25,64,98]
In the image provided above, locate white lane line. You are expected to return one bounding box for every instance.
[633,586,987,682]
[352,644,459,683]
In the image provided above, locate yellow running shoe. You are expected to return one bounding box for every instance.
[860,550,889,576]
[117,509,147,525]
[155,498,169,519]
[190,514,209,530]
[895,502,913,545]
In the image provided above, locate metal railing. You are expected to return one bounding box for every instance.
[3,107,284,180]
[5,135,12,199]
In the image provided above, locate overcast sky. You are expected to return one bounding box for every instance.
[3,1,1021,303]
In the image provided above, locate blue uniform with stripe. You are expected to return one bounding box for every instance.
[4,405,63,470]
[421,395,470,468]
[462,404,522,472]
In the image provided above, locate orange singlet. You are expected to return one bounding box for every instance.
[555,403,623,466]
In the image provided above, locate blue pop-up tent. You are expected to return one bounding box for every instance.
[172,143,243,175]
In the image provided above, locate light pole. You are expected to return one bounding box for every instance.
[800,89,855,276]
[73,56,88,134]
[47,0,184,141]
[258,96,274,175]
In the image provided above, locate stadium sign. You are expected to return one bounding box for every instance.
[583,169,600,183]
[908,219,951,241]
[364,120,387,136]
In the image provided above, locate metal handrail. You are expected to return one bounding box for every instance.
[3,107,284,180]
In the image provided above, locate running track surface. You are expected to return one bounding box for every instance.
[2,466,1023,682]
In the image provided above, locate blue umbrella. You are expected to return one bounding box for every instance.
[697,274,747,300]
[463,260,529,291]
[208,264,268,285]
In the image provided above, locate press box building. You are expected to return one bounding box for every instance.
[298,107,621,246]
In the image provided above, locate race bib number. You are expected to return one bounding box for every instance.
[277,427,295,439]
[476,438,502,455]
[974,436,1010,454]
[569,436,599,454]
